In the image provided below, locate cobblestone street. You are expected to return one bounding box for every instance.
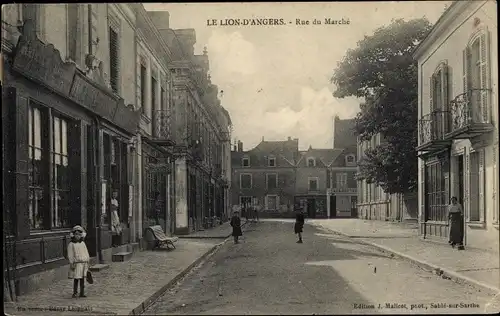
[143,221,495,315]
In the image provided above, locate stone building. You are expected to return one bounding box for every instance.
[231,138,298,217]
[2,3,141,295]
[413,0,498,251]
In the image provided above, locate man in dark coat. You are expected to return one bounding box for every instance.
[294,208,305,243]
[230,210,243,244]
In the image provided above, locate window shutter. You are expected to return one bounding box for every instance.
[264,196,268,210]
[463,47,471,94]
[276,195,280,210]
[493,146,498,223]
[429,75,435,113]
[109,28,119,93]
[479,30,490,122]
[478,149,484,222]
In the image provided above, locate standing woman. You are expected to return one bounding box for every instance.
[448,196,464,250]
[294,208,305,243]
[230,210,243,244]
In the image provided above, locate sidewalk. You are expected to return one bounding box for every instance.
[308,219,500,295]
[4,239,222,316]
[179,219,249,239]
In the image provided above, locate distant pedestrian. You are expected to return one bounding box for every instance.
[68,225,90,298]
[448,197,464,250]
[294,208,305,243]
[230,210,243,244]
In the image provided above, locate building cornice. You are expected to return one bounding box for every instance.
[412,1,474,60]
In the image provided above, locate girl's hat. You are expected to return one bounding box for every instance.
[70,225,86,238]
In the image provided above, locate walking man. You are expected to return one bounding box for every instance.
[294,208,305,243]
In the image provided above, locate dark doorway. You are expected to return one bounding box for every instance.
[330,196,336,218]
[458,155,464,205]
[307,198,316,218]
[86,125,97,257]
[351,196,358,218]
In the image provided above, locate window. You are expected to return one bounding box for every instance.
[52,116,70,228]
[140,63,147,115]
[242,157,250,167]
[266,195,278,211]
[309,178,318,191]
[268,157,276,167]
[143,151,166,227]
[67,4,79,62]
[28,105,44,229]
[307,158,316,167]
[336,173,347,188]
[425,161,448,222]
[161,87,166,111]
[266,173,277,189]
[240,173,252,189]
[109,26,120,93]
[22,4,42,37]
[464,29,491,123]
[346,155,355,165]
[151,76,157,113]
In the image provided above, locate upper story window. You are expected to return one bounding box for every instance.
[108,16,121,93]
[307,157,316,167]
[266,173,278,189]
[240,173,252,189]
[464,27,491,122]
[151,76,157,112]
[336,173,347,188]
[140,61,147,115]
[22,4,43,39]
[345,154,356,166]
[242,157,250,167]
[430,62,449,113]
[268,156,276,167]
[308,177,318,191]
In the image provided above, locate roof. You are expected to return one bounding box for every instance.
[297,148,343,167]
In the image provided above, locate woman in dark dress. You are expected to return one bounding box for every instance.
[448,196,464,250]
[230,211,243,244]
[294,208,305,243]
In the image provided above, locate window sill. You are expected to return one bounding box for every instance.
[29,229,72,237]
[466,222,486,229]
[424,220,448,225]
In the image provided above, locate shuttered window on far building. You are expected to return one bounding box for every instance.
[108,19,120,93]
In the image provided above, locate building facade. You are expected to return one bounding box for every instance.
[2,3,141,295]
[413,0,498,251]
[231,138,298,217]
[2,3,232,297]
[296,147,342,218]
[356,134,418,221]
[327,147,358,218]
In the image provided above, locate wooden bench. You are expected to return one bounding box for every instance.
[145,225,179,250]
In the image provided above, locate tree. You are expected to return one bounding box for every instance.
[331,18,433,194]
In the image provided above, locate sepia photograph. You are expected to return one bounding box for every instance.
[1,1,499,315]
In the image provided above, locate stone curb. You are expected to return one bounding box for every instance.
[177,220,250,240]
[129,241,226,316]
[319,225,500,297]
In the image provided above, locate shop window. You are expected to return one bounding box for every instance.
[28,105,44,229]
[51,115,71,228]
[425,161,447,222]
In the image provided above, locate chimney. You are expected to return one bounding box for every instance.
[287,136,291,141]
[237,141,243,152]
[174,29,196,57]
[147,11,170,30]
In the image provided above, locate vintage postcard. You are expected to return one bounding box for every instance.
[1,1,498,315]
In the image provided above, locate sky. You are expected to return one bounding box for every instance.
[145,1,450,150]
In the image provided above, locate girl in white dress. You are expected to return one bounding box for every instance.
[68,225,90,298]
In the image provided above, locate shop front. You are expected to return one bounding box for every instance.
[294,195,327,218]
[2,21,140,295]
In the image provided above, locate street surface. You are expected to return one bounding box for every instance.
[143,221,493,315]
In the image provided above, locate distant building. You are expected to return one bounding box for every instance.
[327,145,358,218]
[231,137,299,217]
[296,146,342,218]
[356,134,418,221]
[333,116,357,148]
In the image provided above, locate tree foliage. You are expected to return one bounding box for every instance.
[331,18,433,194]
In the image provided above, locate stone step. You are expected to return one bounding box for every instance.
[89,263,110,272]
[112,251,133,262]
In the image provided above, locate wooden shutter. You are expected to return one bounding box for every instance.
[420,161,425,223]
[469,151,479,222]
[463,47,472,94]
[109,27,119,93]
[493,146,498,223]
[478,149,485,222]
[429,75,435,113]
[479,30,490,122]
